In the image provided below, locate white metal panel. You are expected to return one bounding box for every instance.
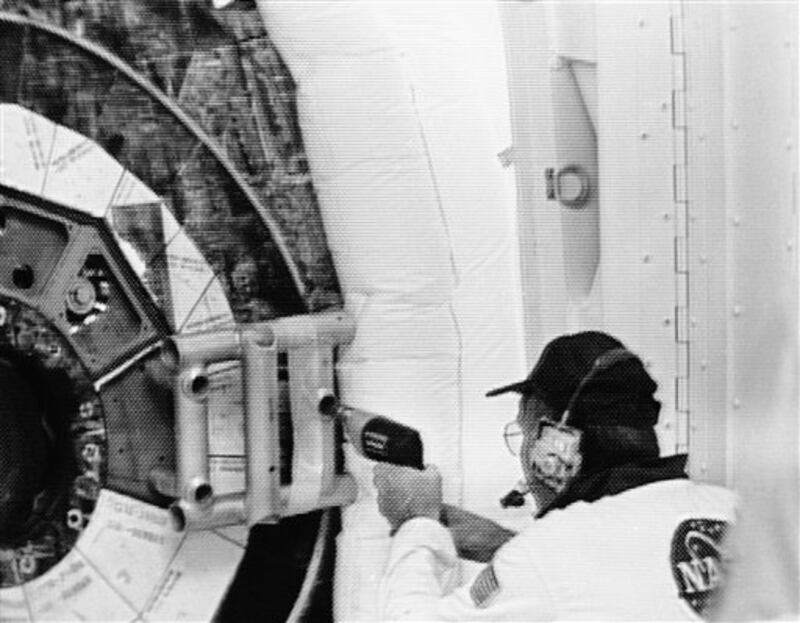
[701,5,799,616]
[683,3,730,484]
[501,1,596,360]
[719,2,798,491]
[596,3,682,453]
[502,1,682,432]
[684,1,799,487]
[547,1,598,128]
[546,0,597,65]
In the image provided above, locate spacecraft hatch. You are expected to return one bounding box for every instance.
[0,6,345,621]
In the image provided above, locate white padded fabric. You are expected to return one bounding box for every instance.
[257,3,526,619]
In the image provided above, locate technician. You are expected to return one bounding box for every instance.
[374,331,737,621]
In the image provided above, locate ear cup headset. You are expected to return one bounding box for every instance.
[527,347,639,494]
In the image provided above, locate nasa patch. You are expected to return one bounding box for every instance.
[670,518,730,616]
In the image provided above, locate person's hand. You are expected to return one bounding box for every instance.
[441,504,516,562]
[373,463,443,534]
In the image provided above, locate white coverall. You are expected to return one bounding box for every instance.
[378,479,736,621]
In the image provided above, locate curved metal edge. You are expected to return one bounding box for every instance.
[0,10,309,303]
[286,509,333,623]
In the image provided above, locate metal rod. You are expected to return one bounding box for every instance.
[241,329,281,524]
[172,476,358,531]
[148,467,177,498]
[167,328,241,367]
[268,311,355,349]
[175,365,212,501]
[170,493,246,531]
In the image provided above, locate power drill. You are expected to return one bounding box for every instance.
[317,390,424,470]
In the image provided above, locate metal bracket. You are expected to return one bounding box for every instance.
[164,311,358,531]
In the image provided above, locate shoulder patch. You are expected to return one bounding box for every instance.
[470,564,500,608]
[670,518,731,617]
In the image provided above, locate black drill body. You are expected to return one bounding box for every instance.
[317,392,424,470]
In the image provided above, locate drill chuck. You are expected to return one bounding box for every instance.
[317,390,424,470]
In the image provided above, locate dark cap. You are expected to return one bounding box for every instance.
[486,331,624,411]
[568,351,660,428]
[487,331,660,428]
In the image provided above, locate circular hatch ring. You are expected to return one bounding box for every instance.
[0,10,336,622]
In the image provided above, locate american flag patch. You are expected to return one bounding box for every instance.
[470,564,500,608]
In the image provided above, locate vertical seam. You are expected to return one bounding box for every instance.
[406,78,465,505]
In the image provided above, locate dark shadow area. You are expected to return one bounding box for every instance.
[215,509,340,623]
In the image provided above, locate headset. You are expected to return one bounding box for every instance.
[527,347,639,494]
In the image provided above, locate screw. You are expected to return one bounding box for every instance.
[18,555,36,575]
[67,508,84,530]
